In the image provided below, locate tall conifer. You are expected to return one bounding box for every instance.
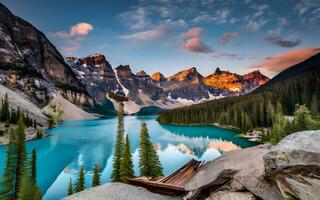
[76,166,85,192]
[139,122,163,179]
[92,164,101,187]
[119,135,135,182]
[111,103,125,182]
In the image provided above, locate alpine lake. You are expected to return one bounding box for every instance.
[0,116,256,200]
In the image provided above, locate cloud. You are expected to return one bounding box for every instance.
[118,7,151,30]
[212,52,244,60]
[265,36,301,48]
[50,22,93,55]
[181,37,213,53]
[249,48,320,74]
[60,42,82,55]
[120,26,167,41]
[182,27,204,38]
[51,22,94,39]
[215,9,230,23]
[70,23,93,37]
[245,19,267,31]
[218,32,239,45]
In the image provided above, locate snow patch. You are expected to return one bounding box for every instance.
[113,68,129,96]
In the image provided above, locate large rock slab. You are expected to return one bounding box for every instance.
[263,130,320,199]
[205,191,255,200]
[62,182,181,200]
[185,144,281,200]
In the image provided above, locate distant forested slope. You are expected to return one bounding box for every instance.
[157,53,320,131]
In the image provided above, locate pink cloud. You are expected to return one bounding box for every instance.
[218,32,239,45]
[120,26,167,41]
[182,37,213,53]
[49,22,93,55]
[250,48,320,74]
[70,22,94,37]
[182,27,204,38]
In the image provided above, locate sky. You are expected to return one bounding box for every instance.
[1,0,320,77]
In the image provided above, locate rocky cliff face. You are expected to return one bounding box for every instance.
[0,3,92,108]
[163,67,209,101]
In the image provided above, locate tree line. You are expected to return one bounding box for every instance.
[0,93,37,128]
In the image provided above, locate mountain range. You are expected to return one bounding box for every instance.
[66,54,269,114]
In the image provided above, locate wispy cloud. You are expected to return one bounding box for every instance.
[181,27,204,38]
[212,52,244,60]
[244,19,267,31]
[218,32,239,45]
[249,48,320,75]
[120,26,167,41]
[181,37,213,53]
[265,36,301,48]
[50,22,94,55]
[118,7,151,30]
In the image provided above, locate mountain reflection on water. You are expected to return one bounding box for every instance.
[0,116,255,200]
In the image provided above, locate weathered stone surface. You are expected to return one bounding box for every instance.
[62,183,181,200]
[185,144,281,200]
[205,191,255,200]
[263,130,320,199]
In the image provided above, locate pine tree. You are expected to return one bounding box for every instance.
[111,103,125,182]
[92,164,101,187]
[17,149,42,200]
[30,149,37,184]
[311,93,318,115]
[14,114,27,198]
[139,122,163,179]
[1,93,10,122]
[293,105,311,131]
[67,178,73,196]
[76,166,85,192]
[119,135,135,182]
[1,128,17,199]
[36,129,42,139]
[17,175,41,200]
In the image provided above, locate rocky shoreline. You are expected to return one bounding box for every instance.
[64,130,320,200]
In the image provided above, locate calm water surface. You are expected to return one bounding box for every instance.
[0,116,255,200]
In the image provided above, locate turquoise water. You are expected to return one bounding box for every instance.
[0,116,255,200]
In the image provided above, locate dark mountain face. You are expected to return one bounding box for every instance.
[0,3,92,107]
[256,52,320,91]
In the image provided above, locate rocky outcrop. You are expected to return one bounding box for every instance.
[203,68,269,94]
[0,3,93,109]
[163,67,209,101]
[184,130,320,200]
[263,130,320,200]
[63,182,181,200]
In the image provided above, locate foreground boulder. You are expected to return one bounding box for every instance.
[184,144,281,200]
[263,130,320,199]
[184,130,320,200]
[62,182,181,200]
